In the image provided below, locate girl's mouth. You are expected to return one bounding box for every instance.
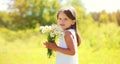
[60,24,65,26]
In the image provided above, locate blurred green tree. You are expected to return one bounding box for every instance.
[0,11,14,28]
[116,10,120,25]
[108,13,117,23]
[99,10,109,23]
[8,0,61,29]
[0,0,85,30]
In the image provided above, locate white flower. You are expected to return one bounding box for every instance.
[40,24,63,58]
[40,24,63,37]
[40,25,52,33]
[50,32,55,37]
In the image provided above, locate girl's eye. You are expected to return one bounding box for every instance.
[58,18,68,22]
[58,18,62,22]
[64,18,67,21]
[58,18,61,20]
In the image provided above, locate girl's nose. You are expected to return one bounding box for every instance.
[59,20,64,22]
[59,20,62,22]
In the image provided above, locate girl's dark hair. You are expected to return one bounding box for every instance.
[57,7,81,47]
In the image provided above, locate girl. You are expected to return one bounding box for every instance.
[44,6,81,64]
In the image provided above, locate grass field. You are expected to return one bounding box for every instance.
[0,23,120,64]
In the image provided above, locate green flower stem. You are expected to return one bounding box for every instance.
[47,33,56,58]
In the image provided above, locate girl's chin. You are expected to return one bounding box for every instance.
[61,27,65,30]
[62,28,67,30]
[60,26,67,30]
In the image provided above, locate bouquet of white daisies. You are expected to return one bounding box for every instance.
[40,24,63,58]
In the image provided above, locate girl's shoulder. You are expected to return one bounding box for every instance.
[64,29,74,32]
[67,29,75,32]
[64,29,75,36]
[64,29,75,33]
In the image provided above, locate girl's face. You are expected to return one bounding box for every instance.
[58,12,75,30]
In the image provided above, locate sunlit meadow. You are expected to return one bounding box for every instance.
[0,22,120,64]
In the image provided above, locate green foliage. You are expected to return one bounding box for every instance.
[99,10,109,23]
[0,0,62,30]
[0,21,120,64]
[90,10,120,25]
[0,0,85,30]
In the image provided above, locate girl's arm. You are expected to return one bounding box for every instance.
[56,31,75,55]
[44,31,75,55]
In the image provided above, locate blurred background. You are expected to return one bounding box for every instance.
[0,0,120,64]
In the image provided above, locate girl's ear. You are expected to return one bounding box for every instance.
[72,20,76,25]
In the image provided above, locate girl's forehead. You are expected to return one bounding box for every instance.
[59,12,65,15]
[58,12,68,17]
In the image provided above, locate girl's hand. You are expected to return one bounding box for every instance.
[44,42,58,51]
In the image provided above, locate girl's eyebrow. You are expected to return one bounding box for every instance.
[64,18,67,19]
[59,18,61,19]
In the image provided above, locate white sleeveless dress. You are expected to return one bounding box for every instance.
[56,29,78,64]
